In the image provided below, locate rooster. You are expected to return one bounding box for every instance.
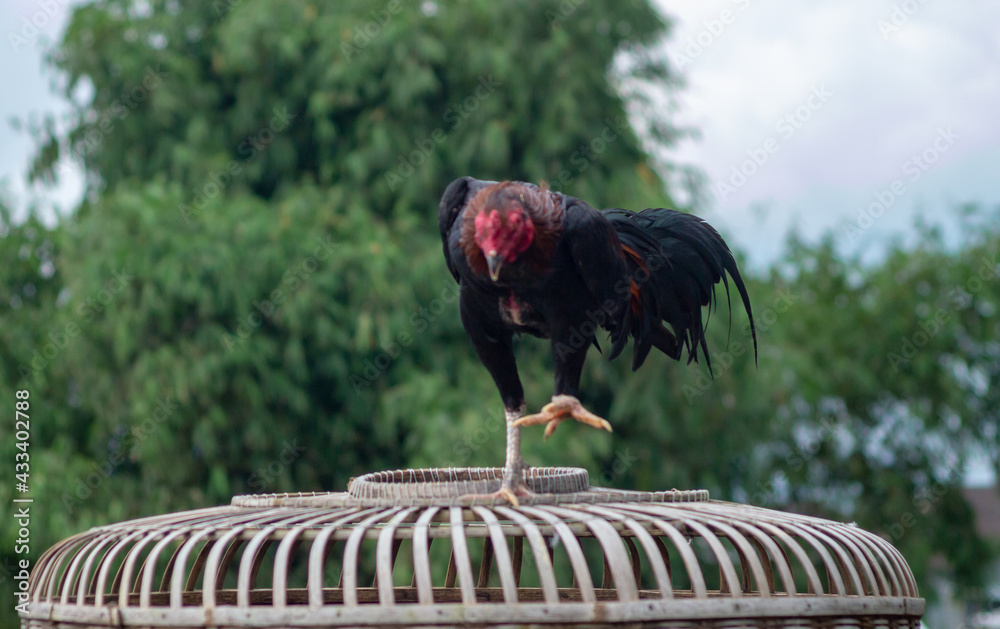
[439,177,756,504]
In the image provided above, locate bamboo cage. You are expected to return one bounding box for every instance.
[20,467,924,628]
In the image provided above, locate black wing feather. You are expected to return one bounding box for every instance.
[601,207,757,374]
[563,198,630,354]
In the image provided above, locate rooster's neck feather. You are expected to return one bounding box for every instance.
[460,182,565,276]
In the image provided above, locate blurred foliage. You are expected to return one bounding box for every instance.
[1,0,999,624]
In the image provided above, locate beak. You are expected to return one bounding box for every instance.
[486,250,503,281]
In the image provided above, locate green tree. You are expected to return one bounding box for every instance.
[2,1,998,624]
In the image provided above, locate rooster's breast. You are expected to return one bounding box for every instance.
[498,289,550,337]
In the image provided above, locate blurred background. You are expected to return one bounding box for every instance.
[1,1,998,626]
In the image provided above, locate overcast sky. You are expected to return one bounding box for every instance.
[660,0,1000,268]
[2,0,80,221]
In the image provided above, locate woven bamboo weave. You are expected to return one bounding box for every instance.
[20,467,924,628]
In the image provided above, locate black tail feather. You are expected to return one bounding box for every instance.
[601,207,757,375]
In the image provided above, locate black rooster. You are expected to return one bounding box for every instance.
[439,177,756,504]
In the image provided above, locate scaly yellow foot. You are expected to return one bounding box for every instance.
[513,394,613,439]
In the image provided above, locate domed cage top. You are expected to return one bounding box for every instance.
[21,468,924,628]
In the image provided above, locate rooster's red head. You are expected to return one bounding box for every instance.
[469,184,536,281]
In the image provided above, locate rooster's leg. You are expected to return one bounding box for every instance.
[515,333,611,439]
[457,297,532,505]
[463,406,534,506]
[496,405,533,505]
[513,394,613,439]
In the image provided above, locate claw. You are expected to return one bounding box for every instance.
[514,394,613,439]
[465,482,532,507]
[497,487,521,507]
